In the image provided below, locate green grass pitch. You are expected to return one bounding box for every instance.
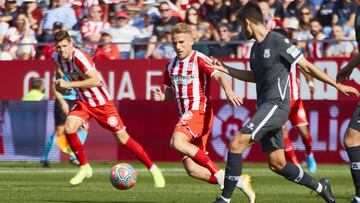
[0,162,354,202]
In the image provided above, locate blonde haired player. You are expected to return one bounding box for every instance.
[152,23,255,203]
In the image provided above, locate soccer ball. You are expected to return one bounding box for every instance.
[110,163,137,190]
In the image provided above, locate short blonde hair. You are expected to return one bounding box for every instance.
[171,23,192,36]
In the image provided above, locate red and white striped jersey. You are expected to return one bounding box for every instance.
[52,47,112,107]
[164,51,217,116]
[306,41,328,58]
[81,20,110,39]
[289,63,300,100]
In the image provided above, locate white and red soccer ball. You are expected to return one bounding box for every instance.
[110,163,137,190]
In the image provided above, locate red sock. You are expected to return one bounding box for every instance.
[284,136,299,165]
[301,134,313,155]
[208,175,218,184]
[65,132,88,166]
[192,149,219,175]
[124,137,153,169]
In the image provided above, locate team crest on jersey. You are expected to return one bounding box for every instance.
[263,49,270,58]
[181,111,193,121]
[107,116,119,127]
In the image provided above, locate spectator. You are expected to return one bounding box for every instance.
[80,5,110,55]
[284,0,311,19]
[145,1,180,58]
[21,0,43,33]
[190,24,210,55]
[133,11,155,58]
[325,24,354,57]
[317,0,336,36]
[283,17,300,41]
[39,21,63,60]
[94,32,120,60]
[267,0,284,18]
[0,0,19,27]
[204,0,231,26]
[296,5,313,51]
[305,18,327,58]
[105,10,141,59]
[151,28,175,59]
[258,0,276,30]
[332,0,355,37]
[185,6,200,25]
[209,24,236,58]
[1,12,37,60]
[0,21,9,43]
[39,0,77,42]
[22,77,46,101]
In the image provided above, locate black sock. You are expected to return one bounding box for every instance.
[346,146,360,197]
[276,163,320,192]
[221,152,243,199]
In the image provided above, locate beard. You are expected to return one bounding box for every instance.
[243,29,253,40]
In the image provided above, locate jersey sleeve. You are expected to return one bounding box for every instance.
[277,35,303,64]
[163,61,172,87]
[197,55,218,77]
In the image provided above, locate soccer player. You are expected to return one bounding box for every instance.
[40,77,88,168]
[152,23,255,203]
[336,1,360,201]
[210,3,359,203]
[283,67,317,173]
[52,30,165,187]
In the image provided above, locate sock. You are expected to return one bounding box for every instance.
[192,149,220,174]
[42,134,56,161]
[301,134,313,155]
[124,137,153,169]
[276,163,320,192]
[65,132,88,166]
[346,146,360,197]
[284,136,299,165]
[77,130,88,144]
[208,175,218,184]
[221,152,243,199]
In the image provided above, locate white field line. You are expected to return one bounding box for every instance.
[0,167,350,174]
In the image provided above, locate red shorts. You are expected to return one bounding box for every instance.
[289,99,309,127]
[68,100,125,133]
[174,110,214,151]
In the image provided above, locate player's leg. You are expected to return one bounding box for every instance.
[344,103,360,202]
[265,131,335,202]
[292,99,316,173]
[282,123,300,165]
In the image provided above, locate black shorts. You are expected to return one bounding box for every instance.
[240,103,289,152]
[54,99,76,126]
[348,102,360,132]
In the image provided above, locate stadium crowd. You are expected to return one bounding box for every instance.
[0,0,358,60]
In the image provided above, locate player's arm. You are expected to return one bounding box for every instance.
[53,84,70,114]
[297,56,359,97]
[152,86,176,101]
[337,53,360,83]
[299,68,315,93]
[56,69,101,89]
[212,71,243,107]
[205,57,256,82]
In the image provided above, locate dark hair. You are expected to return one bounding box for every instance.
[185,7,201,25]
[237,2,263,25]
[31,77,44,89]
[54,30,72,43]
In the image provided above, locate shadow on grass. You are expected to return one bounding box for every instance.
[44,201,154,203]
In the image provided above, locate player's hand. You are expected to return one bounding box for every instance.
[337,84,360,97]
[336,65,353,83]
[152,88,165,101]
[55,79,71,95]
[226,92,243,107]
[204,56,227,73]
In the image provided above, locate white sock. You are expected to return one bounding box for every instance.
[316,182,323,193]
[214,170,225,187]
[81,163,90,168]
[355,196,360,202]
[219,195,231,203]
[236,176,243,188]
[149,164,157,173]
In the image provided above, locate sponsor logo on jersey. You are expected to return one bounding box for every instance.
[171,74,195,85]
[107,116,119,127]
[264,49,270,58]
[284,38,290,44]
[246,122,255,131]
